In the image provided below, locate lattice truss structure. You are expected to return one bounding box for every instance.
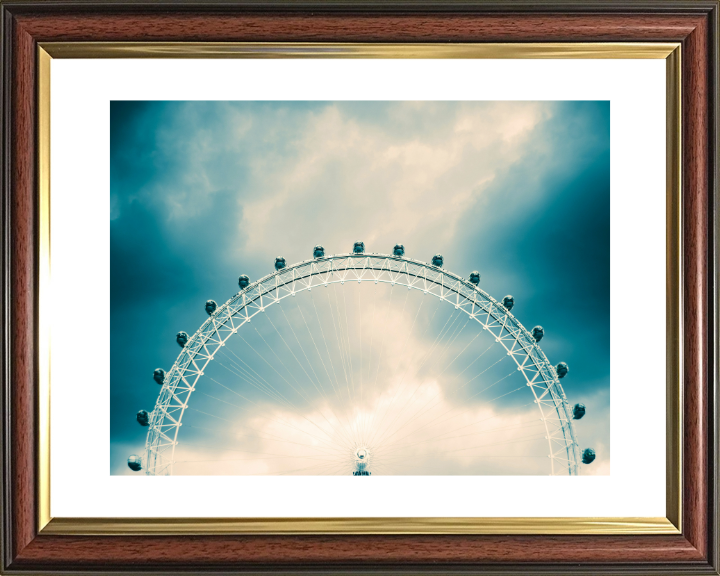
[144,254,581,476]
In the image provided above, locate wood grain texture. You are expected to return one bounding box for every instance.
[7,534,707,568]
[1,3,717,573]
[8,14,37,564]
[12,12,705,42]
[681,11,711,561]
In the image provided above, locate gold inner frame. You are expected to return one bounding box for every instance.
[36,42,682,535]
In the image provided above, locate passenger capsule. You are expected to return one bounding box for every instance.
[393,244,405,257]
[353,241,365,254]
[313,245,325,258]
[502,295,514,311]
[532,325,544,342]
[153,368,166,385]
[556,362,569,379]
[238,274,250,289]
[136,409,150,426]
[176,331,189,348]
[205,300,217,315]
[469,271,480,285]
[127,454,142,472]
[582,448,596,464]
[572,403,586,420]
[432,254,444,267]
[275,257,286,271]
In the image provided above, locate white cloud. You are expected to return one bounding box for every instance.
[171,283,594,476]
[238,102,553,260]
[173,377,560,476]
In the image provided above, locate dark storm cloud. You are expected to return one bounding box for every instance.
[453,102,610,398]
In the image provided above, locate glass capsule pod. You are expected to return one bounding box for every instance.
[556,362,569,379]
[532,325,544,342]
[136,409,150,426]
[393,244,405,257]
[572,403,586,419]
[469,271,480,285]
[127,454,142,472]
[274,257,286,271]
[353,241,365,254]
[205,300,217,315]
[238,274,250,289]
[176,331,189,348]
[582,448,596,464]
[313,245,325,258]
[431,254,444,267]
[153,368,166,385]
[502,295,514,311]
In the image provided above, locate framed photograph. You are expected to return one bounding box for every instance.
[1,1,717,574]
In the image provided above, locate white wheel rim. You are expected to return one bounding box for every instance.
[144,253,580,476]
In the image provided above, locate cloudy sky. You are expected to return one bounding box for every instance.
[110,101,610,476]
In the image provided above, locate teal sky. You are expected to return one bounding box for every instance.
[110,101,610,475]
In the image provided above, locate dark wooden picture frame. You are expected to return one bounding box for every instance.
[1,1,718,573]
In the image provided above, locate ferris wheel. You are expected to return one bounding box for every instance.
[127,243,596,476]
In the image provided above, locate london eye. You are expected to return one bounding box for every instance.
[128,243,595,476]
